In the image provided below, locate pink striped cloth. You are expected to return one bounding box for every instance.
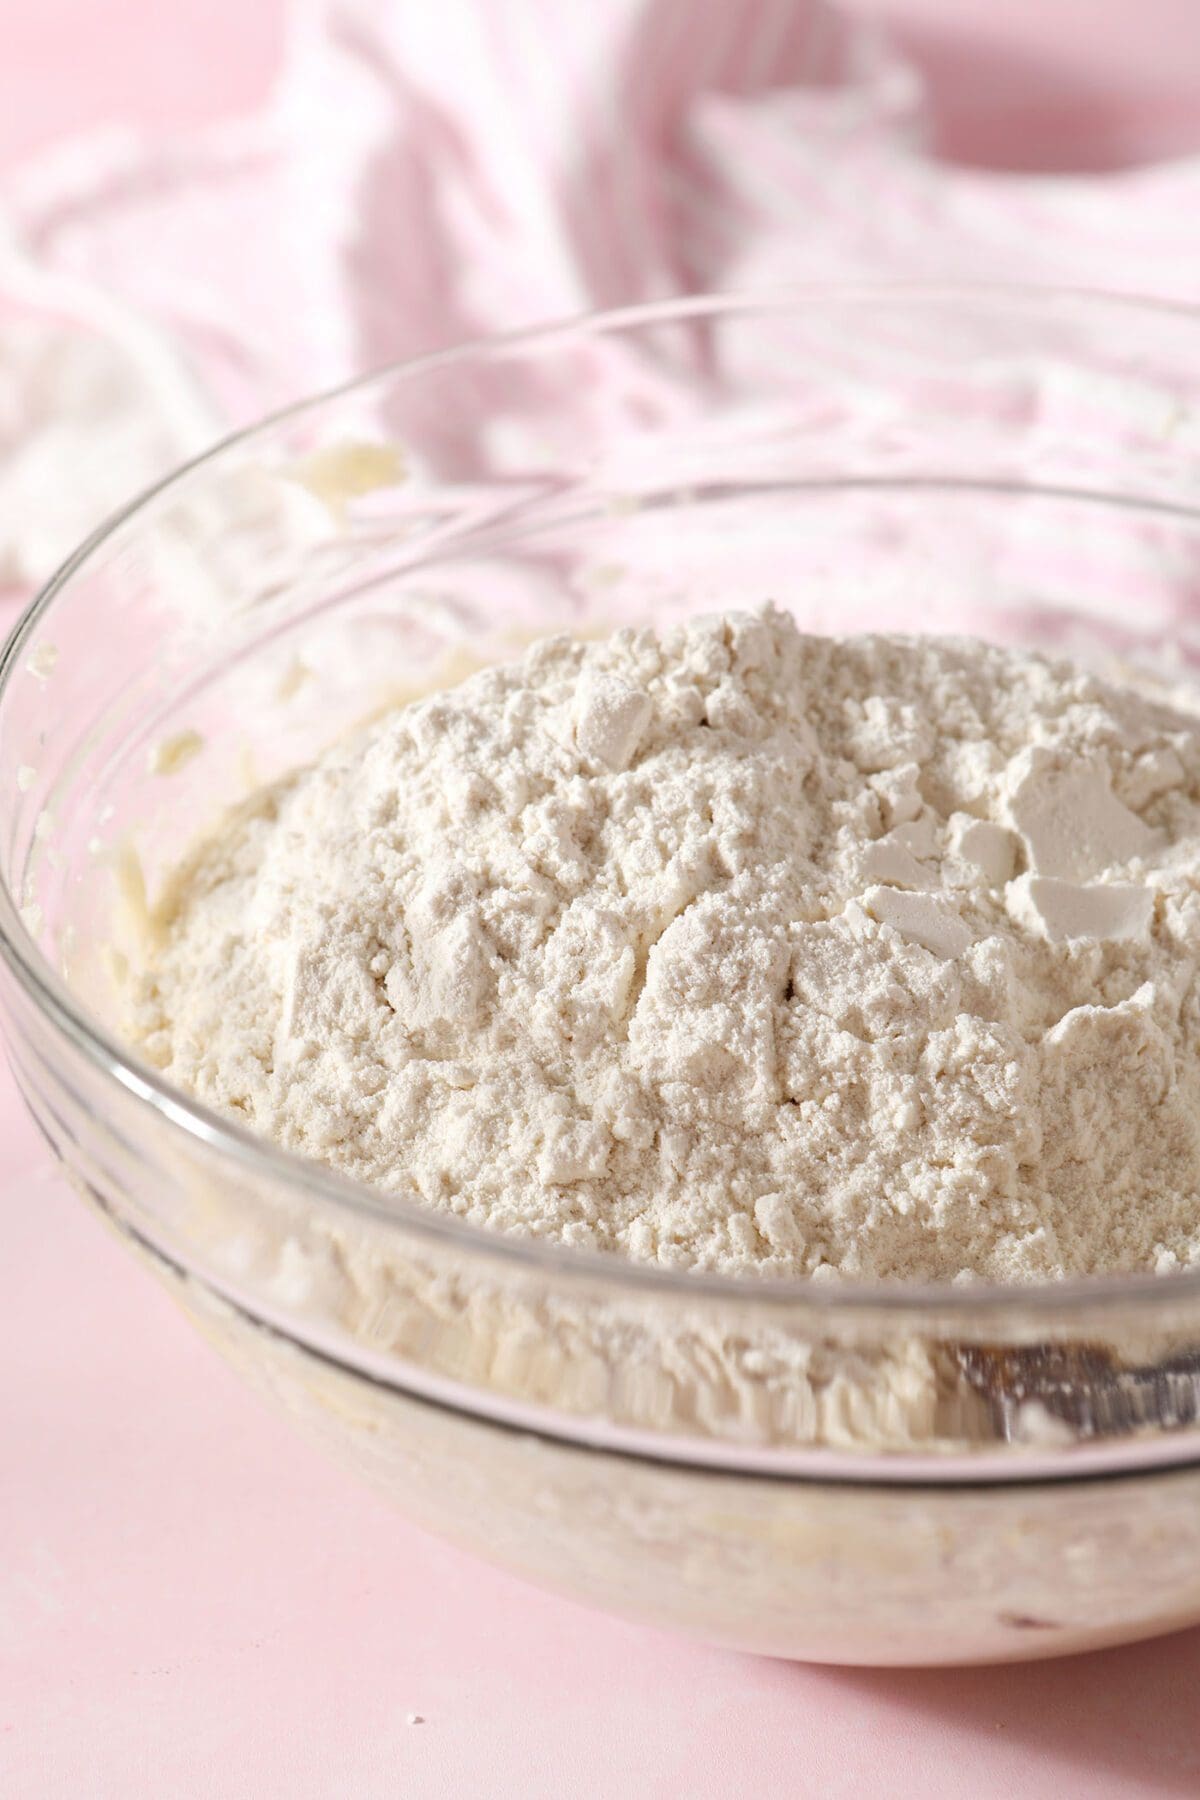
[2,0,1200,591]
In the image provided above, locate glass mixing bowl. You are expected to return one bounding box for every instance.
[5,287,1200,1667]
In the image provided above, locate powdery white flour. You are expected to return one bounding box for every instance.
[130,606,1200,1283]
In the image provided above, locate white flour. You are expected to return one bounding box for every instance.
[130,605,1200,1283]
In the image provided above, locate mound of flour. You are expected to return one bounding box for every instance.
[130,605,1200,1283]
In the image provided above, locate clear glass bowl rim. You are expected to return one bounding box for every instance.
[6,279,1200,1326]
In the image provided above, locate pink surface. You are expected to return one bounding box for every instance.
[5,5,1200,1797]
[7,1119,1200,1800]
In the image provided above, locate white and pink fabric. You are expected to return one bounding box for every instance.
[2,0,1200,594]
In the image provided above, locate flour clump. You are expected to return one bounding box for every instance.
[129,605,1200,1282]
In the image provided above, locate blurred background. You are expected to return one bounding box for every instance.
[5,0,1200,172]
[2,0,1200,602]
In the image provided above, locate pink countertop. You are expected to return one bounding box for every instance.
[5,5,1200,1796]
